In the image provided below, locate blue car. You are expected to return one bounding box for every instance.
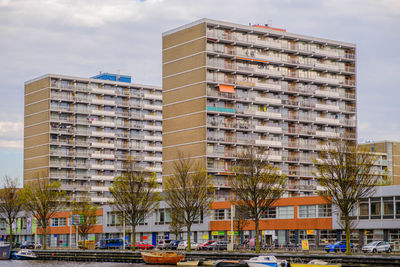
[325,241,354,253]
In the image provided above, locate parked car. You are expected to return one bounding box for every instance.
[99,238,124,249]
[136,241,155,250]
[362,241,391,253]
[157,239,173,250]
[197,240,216,250]
[177,241,199,250]
[208,240,229,250]
[166,240,181,250]
[325,241,354,253]
[20,241,42,249]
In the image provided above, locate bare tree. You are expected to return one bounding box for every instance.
[229,147,287,253]
[314,139,381,255]
[21,178,66,249]
[164,155,214,252]
[72,196,98,247]
[233,205,250,247]
[0,176,23,248]
[109,163,161,251]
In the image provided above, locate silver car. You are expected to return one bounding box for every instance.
[362,241,391,253]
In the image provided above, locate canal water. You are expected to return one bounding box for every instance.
[3,261,153,266]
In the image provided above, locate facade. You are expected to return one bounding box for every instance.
[332,185,400,249]
[24,73,162,203]
[162,18,357,198]
[360,141,400,185]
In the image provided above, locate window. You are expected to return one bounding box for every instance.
[214,209,225,220]
[298,205,316,218]
[396,197,400,219]
[51,217,66,227]
[155,209,170,225]
[261,207,276,219]
[383,197,394,219]
[277,206,294,219]
[359,199,369,219]
[370,197,381,219]
[0,219,6,230]
[318,204,332,217]
[107,212,120,226]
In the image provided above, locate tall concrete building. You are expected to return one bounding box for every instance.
[360,141,400,185]
[162,19,357,198]
[24,73,162,203]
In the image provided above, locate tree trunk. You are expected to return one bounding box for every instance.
[345,215,351,255]
[43,225,47,250]
[187,224,191,252]
[131,225,136,251]
[8,220,13,249]
[255,218,260,253]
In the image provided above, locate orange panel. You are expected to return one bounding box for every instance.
[219,84,235,93]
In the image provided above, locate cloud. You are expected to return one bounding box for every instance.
[0,121,23,149]
[0,140,22,149]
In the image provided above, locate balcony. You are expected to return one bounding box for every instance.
[91,197,111,203]
[90,164,115,170]
[91,88,114,95]
[143,156,162,162]
[315,90,340,98]
[91,99,115,105]
[315,117,340,125]
[207,106,235,113]
[315,103,340,111]
[254,96,281,105]
[91,131,115,138]
[91,142,115,149]
[143,114,162,120]
[254,110,282,119]
[91,153,115,160]
[315,62,340,71]
[91,120,115,127]
[315,131,340,138]
[143,104,162,111]
[315,76,339,85]
[146,167,162,173]
[91,109,116,116]
[144,93,162,100]
[254,125,282,133]
[91,186,110,192]
[254,82,282,91]
[90,175,114,181]
[143,125,162,131]
[143,135,162,141]
[314,49,339,58]
[144,146,162,152]
[255,139,282,147]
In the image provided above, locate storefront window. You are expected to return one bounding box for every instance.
[370,198,381,219]
[359,199,369,219]
[383,197,394,219]
[396,197,400,219]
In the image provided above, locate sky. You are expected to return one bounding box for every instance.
[0,0,399,181]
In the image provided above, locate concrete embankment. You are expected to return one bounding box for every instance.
[32,250,400,266]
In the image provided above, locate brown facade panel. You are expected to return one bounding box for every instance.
[162,156,206,178]
[24,144,49,159]
[163,38,206,64]
[25,77,50,94]
[163,113,206,133]
[25,100,50,116]
[24,156,49,170]
[163,98,205,119]
[24,168,49,181]
[163,127,206,147]
[163,52,206,77]
[24,123,49,138]
[163,83,206,105]
[163,142,206,163]
[25,112,49,126]
[162,22,206,49]
[163,67,206,92]
[25,88,50,105]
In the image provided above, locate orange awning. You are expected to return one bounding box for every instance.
[219,84,235,93]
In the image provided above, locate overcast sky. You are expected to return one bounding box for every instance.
[0,0,399,181]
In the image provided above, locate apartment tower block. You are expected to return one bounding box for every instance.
[162,19,357,198]
[24,73,162,203]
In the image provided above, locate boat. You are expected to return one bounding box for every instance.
[291,260,341,267]
[0,242,11,260]
[141,251,185,264]
[177,260,200,266]
[201,260,216,266]
[214,260,248,267]
[11,249,38,260]
[245,255,289,267]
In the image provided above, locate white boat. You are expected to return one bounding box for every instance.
[12,249,38,260]
[245,255,289,267]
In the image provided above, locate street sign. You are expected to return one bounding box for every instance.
[71,215,81,225]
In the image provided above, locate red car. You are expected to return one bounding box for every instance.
[131,241,154,250]
[197,240,216,250]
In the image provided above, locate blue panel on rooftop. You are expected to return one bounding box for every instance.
[91,73,131,83]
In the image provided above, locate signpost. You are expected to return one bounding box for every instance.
[71,215,81,248]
